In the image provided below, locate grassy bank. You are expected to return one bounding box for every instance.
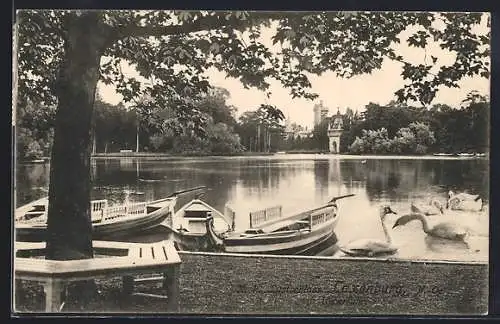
[14,252,488,315]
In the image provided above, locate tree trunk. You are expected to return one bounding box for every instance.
[46,13,105,261]
[92,130,96,154]
[264,127,268,152]
[268,131,271,152]
[136,121,140,153]
[256,125,260,152]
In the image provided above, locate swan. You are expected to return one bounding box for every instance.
[339,205,398,257]
[410,198,444,216]
[447,190,483,211]
[392,212,469,243]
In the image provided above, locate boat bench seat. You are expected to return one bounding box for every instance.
[259,219,307,233]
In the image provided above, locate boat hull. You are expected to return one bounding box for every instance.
[168,232,218,252]
[15,205,172,242]
[223,218,338,255]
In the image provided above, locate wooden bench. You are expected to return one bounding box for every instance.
[14,240,181,313]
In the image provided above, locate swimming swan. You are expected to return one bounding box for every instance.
[392,212,469,243]
[339,205,398,257]
[410,198,444,216]
[447,190,483,211]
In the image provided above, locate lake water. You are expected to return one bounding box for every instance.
[15,154,489,262]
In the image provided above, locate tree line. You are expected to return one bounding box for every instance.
[344,92,489,154]
[277,92,488,155]
[17,88,489,160]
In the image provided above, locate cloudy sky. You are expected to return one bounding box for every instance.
[98,12,490,129]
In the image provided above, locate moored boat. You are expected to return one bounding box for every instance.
[206,194,355,255]
[167,199,232,251]
[15,186,205,242]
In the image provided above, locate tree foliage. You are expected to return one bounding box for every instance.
[234,104,285,152]
[16,99,56,160]
[142,86,244,154]
[93,97,136,152]
[18,11,489,111]
[348,123,435,155]
[341,95,488,154]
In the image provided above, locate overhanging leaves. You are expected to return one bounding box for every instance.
[16,10,490,119]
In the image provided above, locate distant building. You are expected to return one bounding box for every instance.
[283,116,313,139]
[313,100,329,126]
[283,115,295,139]
[327,109,344,153]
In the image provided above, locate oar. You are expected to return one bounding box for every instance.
[149,186,207,204]
[328,193,355,204]
[167,186,207,198]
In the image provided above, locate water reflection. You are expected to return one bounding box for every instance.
[15,156,489,262]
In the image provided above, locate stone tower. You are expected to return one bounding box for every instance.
[313,100,328,126]
[327,109,343,153]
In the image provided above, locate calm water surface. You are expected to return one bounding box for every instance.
[16,155,489,262]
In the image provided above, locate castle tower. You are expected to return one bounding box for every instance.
[320,105,329,122]
[313,100,329,126]
[327,108,344,154]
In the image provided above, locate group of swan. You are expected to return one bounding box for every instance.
[410,191,483,215]
[339,191,483,257]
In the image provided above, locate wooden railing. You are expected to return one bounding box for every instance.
[309,206,337,229]
[104,205,128,221]
[249,205,283,228]
[126,202,147,216]
[91,200,108,222]
[224,205,236,231]
[20,200,150,224]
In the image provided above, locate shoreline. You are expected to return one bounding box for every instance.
[17,152,488,164]
[88,152,489,160]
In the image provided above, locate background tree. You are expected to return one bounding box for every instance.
[339,107,360,152]
[234,105,285,152]
[15,10,489,264]
[199,87,238,127]
[143,86,243,155]
[349,122,436,155]
[258,104,285,152]
[235,111,260,151]
[93,98,136,153]
[312,119,329,151]
[16,99,56,160]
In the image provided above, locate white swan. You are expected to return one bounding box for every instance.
[447,190,483,211]
[339,205,398,257]
[410,198,444,216]
[392,212,469,243]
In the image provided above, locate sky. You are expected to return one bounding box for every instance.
[98,12,490,129]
